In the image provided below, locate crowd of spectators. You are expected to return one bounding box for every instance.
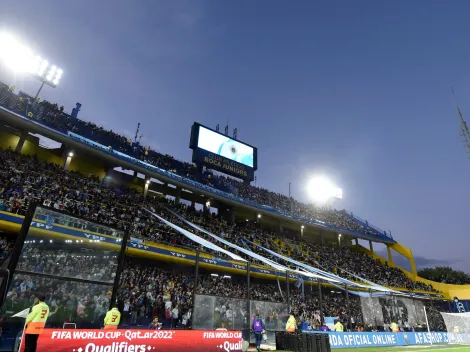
[0,83,385,239]
[0,235,13,261]
[0,139,449,334]
[0,250,448,332]
[0,146,436,292]
[147,200,436,292]
[115,259,449,332]
[0,145,452,336]
[2,272,111,329]
[16,246,117,283]
[117,259,364,330]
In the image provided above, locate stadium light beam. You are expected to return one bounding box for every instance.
[306,175,343,204]
[0,31,64,97]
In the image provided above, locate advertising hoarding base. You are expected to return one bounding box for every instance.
[28,329,243,352]
[304,331,470,349]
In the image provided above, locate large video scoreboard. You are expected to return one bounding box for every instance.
[189,123,258,182]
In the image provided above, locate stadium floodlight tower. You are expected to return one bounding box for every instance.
[0,31,63,101]
[306,175,343,207]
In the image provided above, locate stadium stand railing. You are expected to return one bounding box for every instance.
[346,212,390,238]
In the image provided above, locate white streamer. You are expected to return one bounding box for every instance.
[142,207,247,262]
[165,207,341,281]
[164,208,290,272]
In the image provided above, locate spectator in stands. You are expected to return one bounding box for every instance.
[0,145,436,292]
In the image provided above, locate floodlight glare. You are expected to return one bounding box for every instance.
[0,32,33,73]
[53,69,63,86]
[46,65,57,81]
[307,175,342,204]
[0,31,63,88]
[37,59,48,76]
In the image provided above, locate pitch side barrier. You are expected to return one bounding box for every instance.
[303,330,470,349]
[28,329,470,351]
[15,329,470,352]
[18,329,244,352]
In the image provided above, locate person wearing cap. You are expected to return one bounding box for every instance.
[104,304,121,329]
[24,294,49,352]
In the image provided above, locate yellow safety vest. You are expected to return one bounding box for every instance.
[334,322,344,332]
[286,315,296,332]
[104,308,121,329]
[391,322,399,332]
[25,302,49,335]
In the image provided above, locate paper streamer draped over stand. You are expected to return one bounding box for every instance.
[163,207,339,282]
[142,208,246,262]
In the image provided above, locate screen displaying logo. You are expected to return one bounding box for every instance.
[197,126,254,168]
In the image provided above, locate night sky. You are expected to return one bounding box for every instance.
[1,0,469,271]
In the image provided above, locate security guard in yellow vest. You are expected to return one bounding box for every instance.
[285,312,297,333]
[25,294,49,352]
[104,304,121,329]
[390,322,399,332]
[334,319,344,332]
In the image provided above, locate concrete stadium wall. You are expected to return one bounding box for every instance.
[0,130,63,164]
[0,130,106,178]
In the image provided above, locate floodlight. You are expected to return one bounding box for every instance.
[36,59,48,76]
[146,180,150,185]
[257,214,261,218]
[53,69,63,86]
[306,175,342,204]
[0,31,63,89]
[301,225,305,229]
[68,152,74,157]
[46,65,57,81]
